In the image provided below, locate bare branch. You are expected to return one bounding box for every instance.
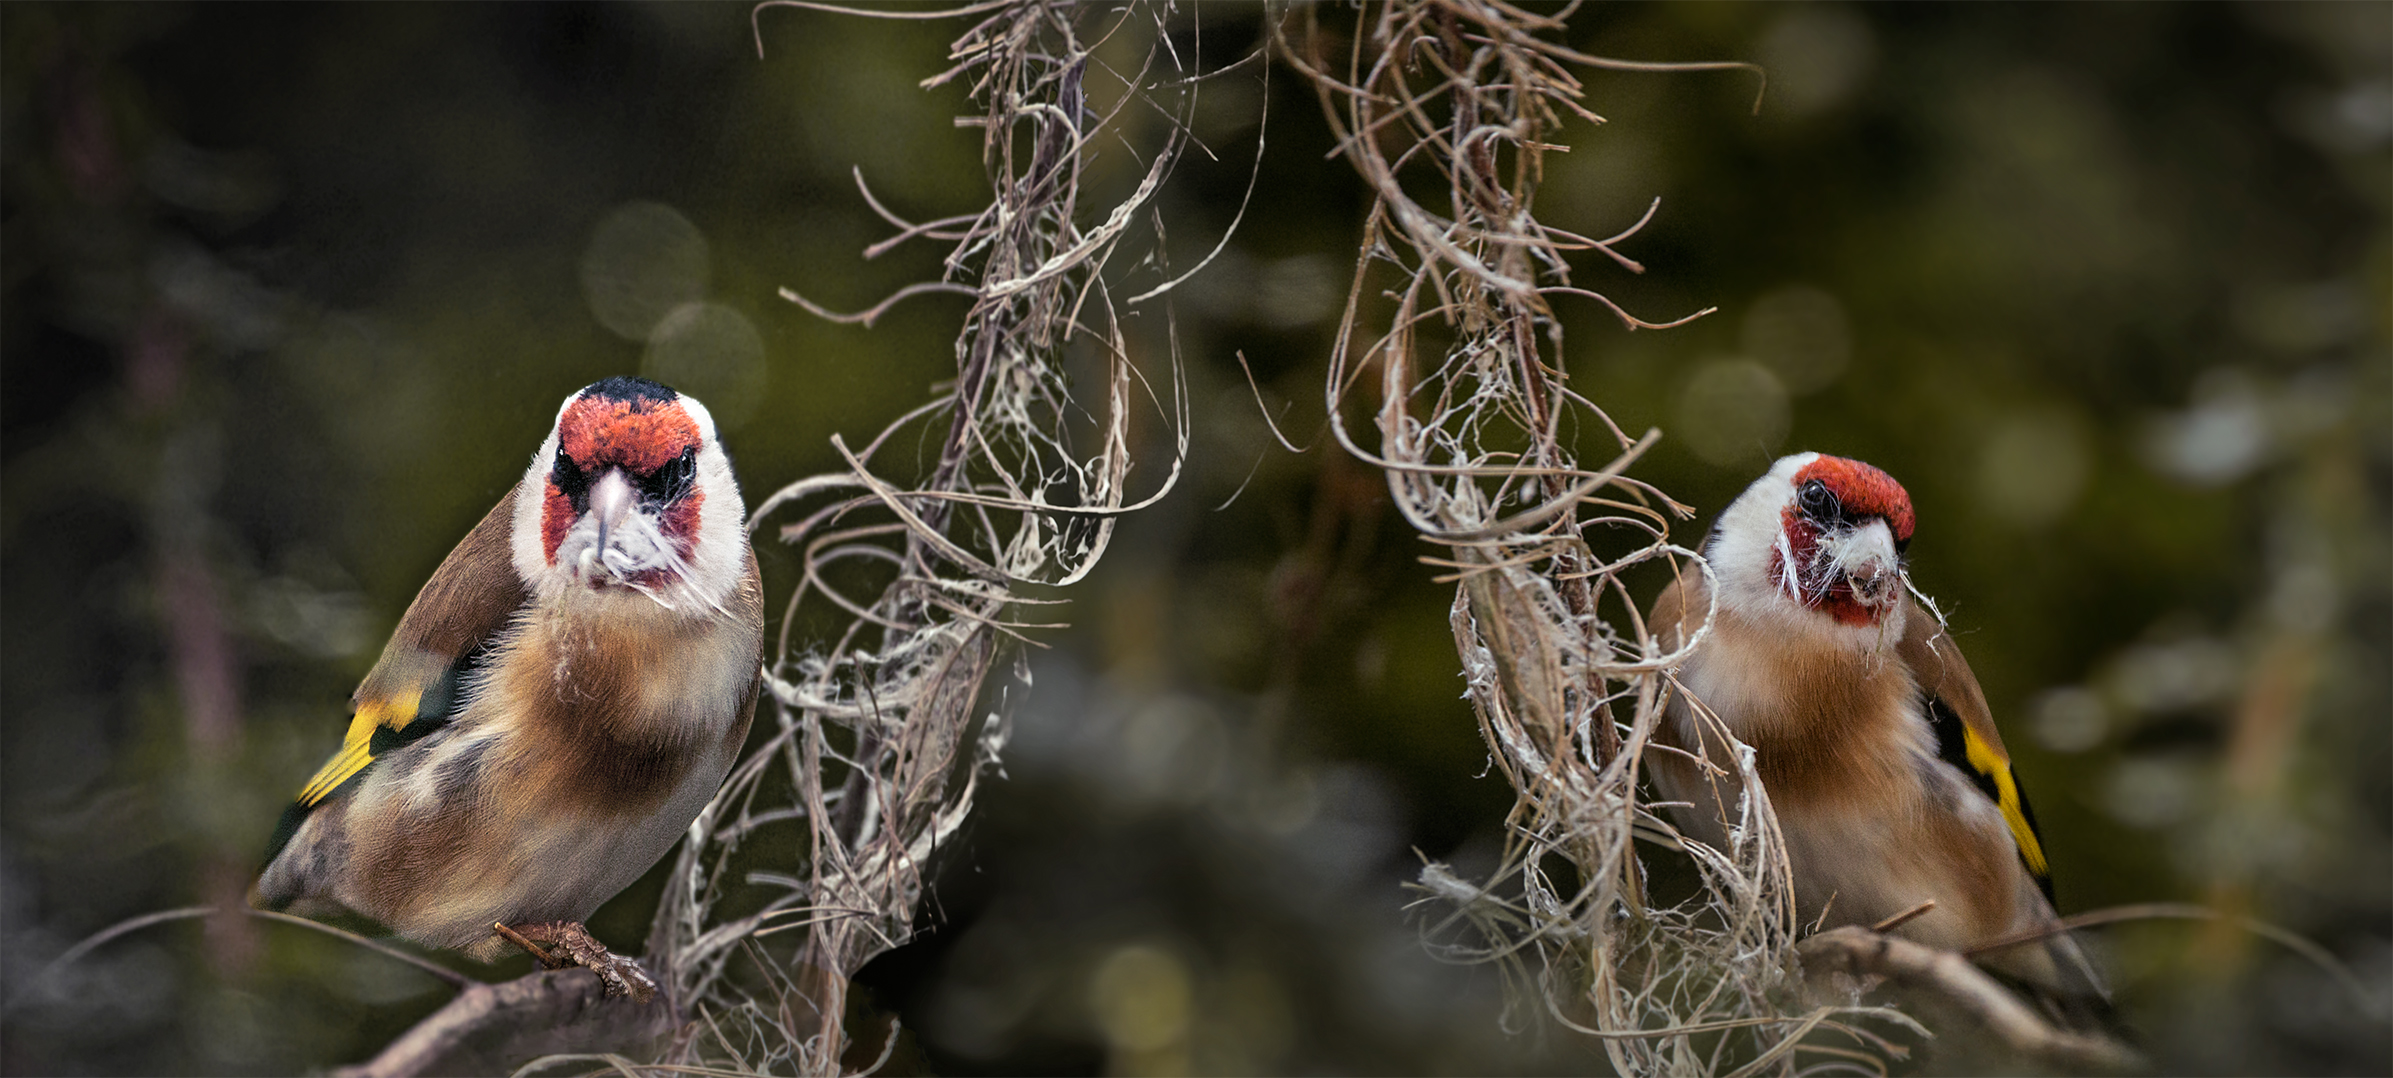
[1798,927,2144,1074]
[332,970,676,1078]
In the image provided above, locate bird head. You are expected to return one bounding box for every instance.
[509,377,748,613]
[1709,452,1917,633]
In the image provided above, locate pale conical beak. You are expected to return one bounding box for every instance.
[583,469,637,581]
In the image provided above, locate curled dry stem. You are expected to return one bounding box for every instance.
[652,2,1234,1073]
[1291,2,1839,1073]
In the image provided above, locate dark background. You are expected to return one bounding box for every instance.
[3,3,2386,1074]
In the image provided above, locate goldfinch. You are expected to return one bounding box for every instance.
[252,376,764,1000]
[1648,452,2106,1002]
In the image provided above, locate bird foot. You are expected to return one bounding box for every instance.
[493,920,657,1003]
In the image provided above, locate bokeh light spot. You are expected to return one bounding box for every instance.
[1091,943,1193,1068]
[2104,756,2203,830]
[1741,284,1851,394]
[581,200,711,342]
[641,301,767,431]
[1978,406,2090,528]
[2031,685,2109,753]
[1754,7,1878,119]
[1675,357,1789,468]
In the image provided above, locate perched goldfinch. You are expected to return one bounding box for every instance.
[1648,452,2106,1002]
[253,376,763,1000]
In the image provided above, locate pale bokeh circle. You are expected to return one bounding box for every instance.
[641,301,766,431]
[1676,358,1791,468]
[1089,944,1193,1053]
[581,201,711,341]
[1978,407,2090,527]
[1741,284,1851,395]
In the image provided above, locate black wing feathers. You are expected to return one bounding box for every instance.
[1923,690,2055,902]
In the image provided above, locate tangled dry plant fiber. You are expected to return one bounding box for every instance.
[645,2,1201,1072]
[1282,3,1916,1073]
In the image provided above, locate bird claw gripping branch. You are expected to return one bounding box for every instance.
[495,920,658,1004]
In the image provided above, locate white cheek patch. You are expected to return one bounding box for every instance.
[1708,452,1819,619]
[512,431,560,589]
[675,393,748,611]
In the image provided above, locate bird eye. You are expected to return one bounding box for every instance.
[638,446,698,505]
[1797,479,1842,523]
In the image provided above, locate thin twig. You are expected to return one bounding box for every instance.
[1967,901,2385,1017]
[13,904,473,1015]
[1869,900,1937,934]
[1799,926,2143,1073]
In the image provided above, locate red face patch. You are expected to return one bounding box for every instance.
[1790,455,1914,543]
[541,483,576,563]
[1770,455,1914,626]
[540,394,706,566]
[556,396,702,476]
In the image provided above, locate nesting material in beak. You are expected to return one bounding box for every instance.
[1820,518,1902,611]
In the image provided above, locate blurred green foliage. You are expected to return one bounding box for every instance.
[2,3,2384,1075]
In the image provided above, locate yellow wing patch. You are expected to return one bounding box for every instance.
[294,688,422,806]
[1960,723,2049,877]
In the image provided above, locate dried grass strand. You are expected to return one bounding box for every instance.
[1289,2,1827,1073]
[656,4,1233,1073]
